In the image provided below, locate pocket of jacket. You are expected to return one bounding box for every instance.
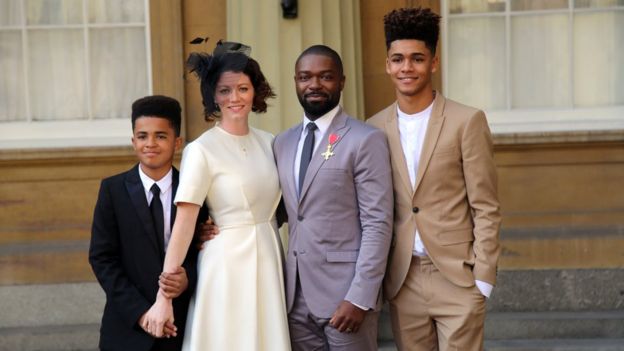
[326,250,359,262]
[432,145,458,157]
[438,228,473,246]
[316,169,351,190]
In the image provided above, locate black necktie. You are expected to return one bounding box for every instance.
[150,184,165,253]
[299,122,318,196]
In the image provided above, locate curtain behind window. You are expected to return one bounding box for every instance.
[447,0,624,111]
[0,0,148,122]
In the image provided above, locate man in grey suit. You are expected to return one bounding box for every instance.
[273,45,394,351]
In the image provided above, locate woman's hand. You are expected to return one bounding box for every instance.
[142,291,175,338]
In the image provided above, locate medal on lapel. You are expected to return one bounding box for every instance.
[321,133,339,160]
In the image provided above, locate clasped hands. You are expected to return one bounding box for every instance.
[140,266,188,338]
[155,223,366,337]
[140,219,218,338]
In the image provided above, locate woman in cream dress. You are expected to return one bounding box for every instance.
[144,44,290,351]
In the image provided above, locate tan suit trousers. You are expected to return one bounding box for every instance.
[389,256,486,351]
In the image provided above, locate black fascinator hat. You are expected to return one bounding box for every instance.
[212,40,251,56]
[187,40,275,121]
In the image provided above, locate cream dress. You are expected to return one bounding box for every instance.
[175,125,290,351]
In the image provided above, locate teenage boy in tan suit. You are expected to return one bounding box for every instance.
[367,8,502,351]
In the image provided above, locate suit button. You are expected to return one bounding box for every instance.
[293,250,298,257]
[412,207,419,213]
[297,215,304,221]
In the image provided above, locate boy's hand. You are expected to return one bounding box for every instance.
[196,217,219,249]
[158,266,188,299]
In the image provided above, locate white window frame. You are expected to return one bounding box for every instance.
[0,0,152,149]
[440,0,624,134]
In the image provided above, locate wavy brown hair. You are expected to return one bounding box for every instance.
[187,52,276,121]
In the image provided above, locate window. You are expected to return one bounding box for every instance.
[441,0,624,133]
[0,0,151,148]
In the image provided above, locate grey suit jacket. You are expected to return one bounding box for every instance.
[273,109,393,318]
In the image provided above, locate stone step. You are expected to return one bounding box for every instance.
[486,311,624,340]
[0,283,104,329]
[379,339,624,351]
[376,268,624,317]
[0,283,103,351]
[379,310,624,341]
[487,268,624,312]
[0,324,99,351]
[2,328,622,351]
[3,283,623,350]
[484,338,624,351]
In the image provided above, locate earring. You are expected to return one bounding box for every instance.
[214,102,220,111]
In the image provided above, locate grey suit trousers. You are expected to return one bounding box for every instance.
[289,279,379,351]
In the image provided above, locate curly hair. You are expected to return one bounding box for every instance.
[383,7,441,55]
[187,51,276,121]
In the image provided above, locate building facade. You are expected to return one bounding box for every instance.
[1,0,623,348]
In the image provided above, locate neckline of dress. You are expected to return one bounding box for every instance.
[215,123,251,138]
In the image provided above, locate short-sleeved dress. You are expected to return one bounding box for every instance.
[175,125,290,351]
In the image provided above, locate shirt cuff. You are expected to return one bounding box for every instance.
[475,280,493,298]
[350,301,369,311]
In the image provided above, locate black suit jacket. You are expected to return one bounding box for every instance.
[89,164,206,351]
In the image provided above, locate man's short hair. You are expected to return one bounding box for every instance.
[296,45,344,76]
[131,95,182,136]
[384,7,441,55]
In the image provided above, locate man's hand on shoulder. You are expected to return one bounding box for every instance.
[195,217,219,250]
[329,300,367,334]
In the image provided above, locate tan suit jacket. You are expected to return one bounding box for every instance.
[367,92,501,301]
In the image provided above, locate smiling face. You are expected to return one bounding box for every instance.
[214,71,255,123]
[294,54,345,120]
[386,39,438,98]
[132,116,182,180]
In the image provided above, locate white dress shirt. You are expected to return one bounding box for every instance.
[397,103,493,298]
[397,103,432,257]
[138,166,173,250]
[293,105,340,194]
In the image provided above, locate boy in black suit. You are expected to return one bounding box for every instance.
[89,95,206,351]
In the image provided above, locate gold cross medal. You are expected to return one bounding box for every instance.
[321,133,340,160]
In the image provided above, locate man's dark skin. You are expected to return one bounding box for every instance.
[293,53,367,334]
[191,53,368,335]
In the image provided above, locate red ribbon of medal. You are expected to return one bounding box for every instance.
[322,133,339,160]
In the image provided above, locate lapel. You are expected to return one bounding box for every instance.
[384,102,414,198]
[413,92,446,194]
[125,164,162,258]
[282,125,302,205]
[170,167,179,229]
[299,109,350,204]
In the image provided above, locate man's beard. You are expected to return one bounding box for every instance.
[298,92,339,120]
